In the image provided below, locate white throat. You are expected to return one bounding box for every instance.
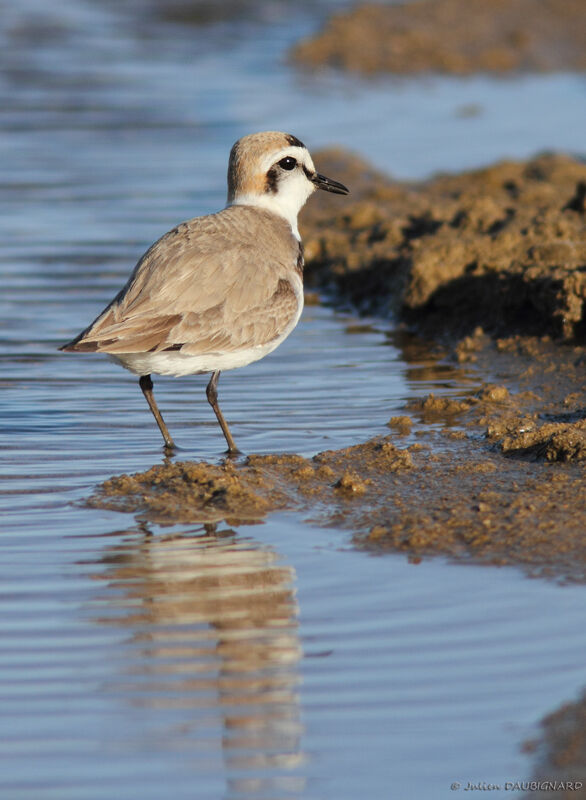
[229,174,315,240]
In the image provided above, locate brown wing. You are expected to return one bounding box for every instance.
[61,206,301,355]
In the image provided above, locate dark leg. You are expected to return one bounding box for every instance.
[139,374,175,450]
[206,371,239,454]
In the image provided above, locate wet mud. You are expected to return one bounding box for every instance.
[291,0,586,75]
[90,150,586,581]
[90,332,586,580]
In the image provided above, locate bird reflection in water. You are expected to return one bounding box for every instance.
[93,522,305,795]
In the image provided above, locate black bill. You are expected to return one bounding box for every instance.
[312,172,350,195]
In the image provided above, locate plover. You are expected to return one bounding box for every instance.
[60,131,349,453]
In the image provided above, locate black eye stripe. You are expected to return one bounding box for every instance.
[278,157,297,170]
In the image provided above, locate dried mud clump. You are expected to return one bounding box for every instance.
[88,460,287,524]
[387,415,413,434]
[291,0,586,75]
[302,152,586,341]
[496,418,586,462]
[407,393,476,421]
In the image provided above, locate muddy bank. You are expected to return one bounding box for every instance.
[302,151,586,341]
[291,0,586,75]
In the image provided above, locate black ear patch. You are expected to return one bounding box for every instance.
[265,166,279,194]
[285,134,305,149]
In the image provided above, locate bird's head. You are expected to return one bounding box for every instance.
[227,131,349,237]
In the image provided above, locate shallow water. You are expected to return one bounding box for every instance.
[2,1,586,798]
[3,515,586,800]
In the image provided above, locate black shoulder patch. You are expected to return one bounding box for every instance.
[296,241,304,274]
[285,134,305,149]
[265,166,279,194]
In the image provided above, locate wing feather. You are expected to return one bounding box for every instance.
[61,206,301,355]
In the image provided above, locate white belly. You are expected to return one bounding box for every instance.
[110,340,278,377]
[109,298,303,378]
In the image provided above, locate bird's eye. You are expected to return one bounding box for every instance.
[278,157,297,171]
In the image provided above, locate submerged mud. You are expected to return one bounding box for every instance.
[524,693,586,798]
[90,151,586,581]
[291,0,586,75]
